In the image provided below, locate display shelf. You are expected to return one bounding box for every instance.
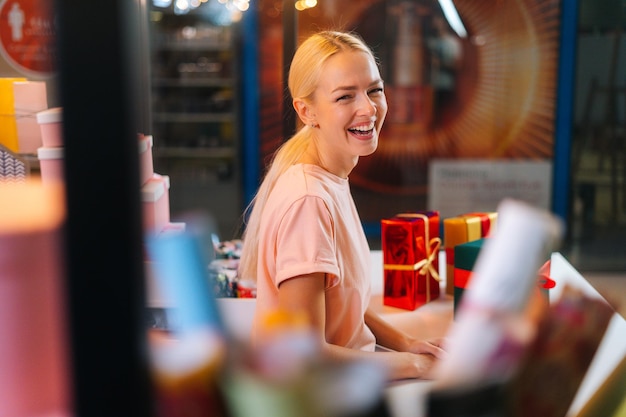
[152,113,235,123]
[153,147,237,159]
[152,78,235,87]
[153,40,232,51]
[149,5,241,238]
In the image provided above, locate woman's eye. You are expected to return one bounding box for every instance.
[369,88,384,95]
[336,94,351,102]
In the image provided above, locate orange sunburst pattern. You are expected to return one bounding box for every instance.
[351,0,561,193]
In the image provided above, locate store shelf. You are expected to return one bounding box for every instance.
[154,41,232,51]
[149,4,242,237]
[152,113,235,123]
[152,78,235,87]
[153,146,237,159]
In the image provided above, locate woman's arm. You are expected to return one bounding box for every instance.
[276,273,441,380]
[364,308,447,358]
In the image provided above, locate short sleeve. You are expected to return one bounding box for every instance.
[274,196,340,286]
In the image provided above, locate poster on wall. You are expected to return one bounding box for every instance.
[0,0,57,78]
[428,159,553,219]
[276,0,562,228]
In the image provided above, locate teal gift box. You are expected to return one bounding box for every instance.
[453,238,488,315]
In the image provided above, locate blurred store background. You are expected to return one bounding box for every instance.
[2,0,624,272]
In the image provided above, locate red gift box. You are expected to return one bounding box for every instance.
[381,212,441,310]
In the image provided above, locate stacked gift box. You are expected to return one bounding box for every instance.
[443,212,498,296]
[380,211,502,311]
[0,78,48,154]
[0,77,62,183]
[453,238,487,314]
[379,209,560,320]
[453,238,554,317]
[36,108,64,184]
[140,132,188,312]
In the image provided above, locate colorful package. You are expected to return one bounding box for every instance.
[141,174,171,233]
[0,78,27,152]
[453,239,554,318]
[453,238,487,315]
[381,211,441,310]
[443,212,497,295]
[14,81,48,153]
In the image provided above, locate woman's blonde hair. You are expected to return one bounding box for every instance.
[238,31,376,281]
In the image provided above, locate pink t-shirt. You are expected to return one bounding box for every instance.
[252,164,376,351]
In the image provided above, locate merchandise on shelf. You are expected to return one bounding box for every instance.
[0,145,27,182]
[37,146,64,184]
[138,133,154,186]
[149,8,241,237]
[14,81,48,154]
[0,78,27,152]
[208,235,255,299]
[141,173,171,233]
[37,107,63,148]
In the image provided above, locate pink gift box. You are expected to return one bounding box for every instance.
[36,107,63,148]
[37,147,64,184]
[13,81,48,153]
[141,174,170,233]
[138,134,154,186]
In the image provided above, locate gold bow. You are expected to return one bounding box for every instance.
[414,236,441,282]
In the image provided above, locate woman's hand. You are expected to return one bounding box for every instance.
[406,351,439,380]
[405,338,448,359]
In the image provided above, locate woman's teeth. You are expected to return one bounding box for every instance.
[349,122,375,134]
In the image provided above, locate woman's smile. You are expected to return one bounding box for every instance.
[348,121,376,139]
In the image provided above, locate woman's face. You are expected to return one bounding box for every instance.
[307,50,387,174]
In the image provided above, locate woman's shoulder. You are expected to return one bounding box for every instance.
[267,164,339,210]
[284,164,348,192]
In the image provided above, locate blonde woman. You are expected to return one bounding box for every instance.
[238,31,445,380]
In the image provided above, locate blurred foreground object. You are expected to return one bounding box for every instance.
[428,198,622,417]
[435,199,564,384]
[0,179,72,417]
[509,286,615,417]
[147,228,229,417]
[222,310,391,417]
[427,286,615,417]
[574,354,626,417]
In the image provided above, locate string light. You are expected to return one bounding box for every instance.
[154,0,251,16]
[294,0,316,11]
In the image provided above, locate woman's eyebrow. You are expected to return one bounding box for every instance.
[331,79,384,93]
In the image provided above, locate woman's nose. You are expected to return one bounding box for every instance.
[358,94,377,116]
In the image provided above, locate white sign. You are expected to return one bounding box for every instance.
[428,159,553,218]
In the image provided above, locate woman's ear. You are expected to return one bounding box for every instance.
[293,98,317,127]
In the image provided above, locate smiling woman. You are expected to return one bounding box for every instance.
[292,48,387,178]
[238,31,446,382]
